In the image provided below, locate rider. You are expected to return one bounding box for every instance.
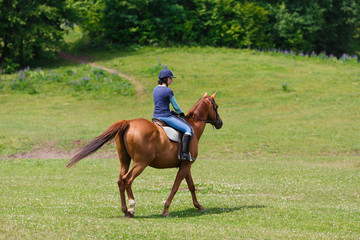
[153,69,193,161]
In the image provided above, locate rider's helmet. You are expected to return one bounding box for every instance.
[158,69,176,79]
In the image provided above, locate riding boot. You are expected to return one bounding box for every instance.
[180,134,191,161]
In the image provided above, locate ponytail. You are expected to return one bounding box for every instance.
[158,77,168,86]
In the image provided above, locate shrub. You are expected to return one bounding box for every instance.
[2,65,134,97]
[10,69,37,94]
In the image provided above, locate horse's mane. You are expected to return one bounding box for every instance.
[187,97,209,118]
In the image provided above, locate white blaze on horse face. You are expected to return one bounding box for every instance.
[128,199,136,215]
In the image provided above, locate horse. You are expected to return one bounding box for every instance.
[66,92,223,217]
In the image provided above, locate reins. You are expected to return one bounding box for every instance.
[184,115,216,124]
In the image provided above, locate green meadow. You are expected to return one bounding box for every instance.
[0,47,359,239]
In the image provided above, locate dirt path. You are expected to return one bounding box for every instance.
[58,52,144,95]
[1,141,118,160]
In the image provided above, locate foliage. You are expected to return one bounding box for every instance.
[1,64,135,97]
[100,0,188,45]
[78,0,272,49]
[215,1,271,48]
[67,0,106,46]
[318,0,360,56]
[281,82,289,92]
[1,0,359,68]
[1,0,359,62]
[10,69,38,94]
[270,3,306,51]
[0,0,77,72]
[0,79,4,91]
[266,0,360,56]
[75,0,360,56]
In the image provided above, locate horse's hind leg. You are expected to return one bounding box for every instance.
[115,136,134,218]
[126,184,135,215]
[120,162,147,217]
[185,171,206,212]
[118,167,131,218]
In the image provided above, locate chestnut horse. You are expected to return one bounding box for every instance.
[66,92,223,217]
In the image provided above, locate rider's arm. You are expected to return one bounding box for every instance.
[170,95,183,114]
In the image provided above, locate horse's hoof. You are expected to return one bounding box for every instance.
[162,212,170,218]
[125,212,134,218]
[128,209,135,215]
[198,207,207,212]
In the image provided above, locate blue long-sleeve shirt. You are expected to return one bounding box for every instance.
[153,86,183,118]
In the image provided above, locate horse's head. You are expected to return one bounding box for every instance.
[187,91,223,129]
[203,92,223,129]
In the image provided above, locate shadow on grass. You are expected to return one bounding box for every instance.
[109,205,266,219]
[56,45,153,68]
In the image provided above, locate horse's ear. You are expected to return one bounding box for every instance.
[203,92,209,97]
[211,91,217,99]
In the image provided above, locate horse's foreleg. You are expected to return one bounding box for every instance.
[162,162,191,217]
[185,171,206,212]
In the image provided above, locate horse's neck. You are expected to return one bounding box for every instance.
[191,120,207,140]
[187,104,209,140]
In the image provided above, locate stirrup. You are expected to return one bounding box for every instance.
[180,152,194,161]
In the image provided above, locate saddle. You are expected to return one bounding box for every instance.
[152,117,195,161]
[152,118,183,143]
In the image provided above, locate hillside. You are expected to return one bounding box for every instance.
[1,47,359,159]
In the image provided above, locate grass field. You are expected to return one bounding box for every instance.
[1,157,359,239]
[0,46,359,239]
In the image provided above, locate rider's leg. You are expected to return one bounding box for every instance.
[158,116,193,161]
[180,133,192,160]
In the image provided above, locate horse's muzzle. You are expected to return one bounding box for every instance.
[214,120,223,129]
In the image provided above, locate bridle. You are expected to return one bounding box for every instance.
[184,97,221,126]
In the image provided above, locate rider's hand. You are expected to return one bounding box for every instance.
[179,112,185,117]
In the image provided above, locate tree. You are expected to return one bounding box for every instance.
[318,0,360,55]
[0,0,77,72]
[265,0,360,55]
[68,0,106,46]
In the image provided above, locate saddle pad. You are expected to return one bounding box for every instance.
[163,126,181,143]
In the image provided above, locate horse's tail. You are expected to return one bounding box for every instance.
[66,120,130,168]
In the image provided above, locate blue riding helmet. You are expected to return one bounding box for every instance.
[158,69,176,79]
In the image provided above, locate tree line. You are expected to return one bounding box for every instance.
[1,0,359,72]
